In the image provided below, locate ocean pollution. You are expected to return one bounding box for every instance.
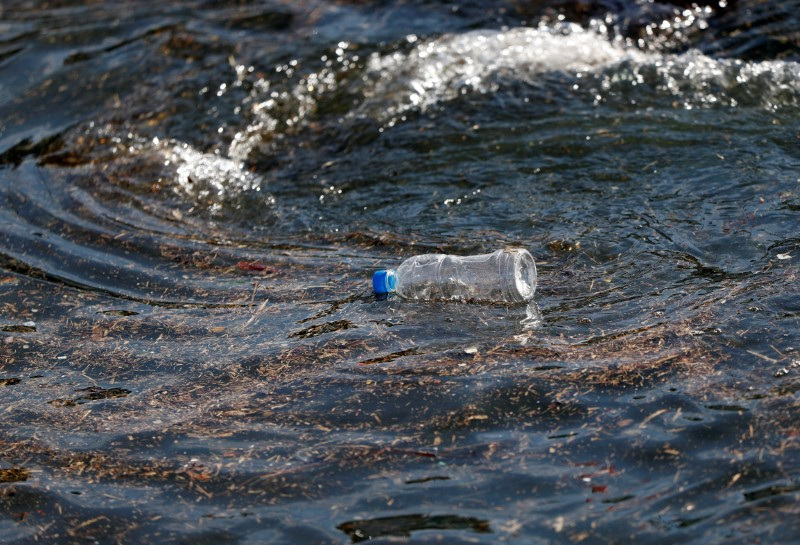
[372,249,537,303]
[1,0,799,543]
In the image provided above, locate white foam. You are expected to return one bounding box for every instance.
[649,50,800,109]
[164,142,261,198]
[104,135,269,213]
[361,24,648,120]
[360,24,800,116]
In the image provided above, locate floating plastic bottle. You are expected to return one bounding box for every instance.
[372,248,537,304]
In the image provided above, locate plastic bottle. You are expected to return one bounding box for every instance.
[372,248,536,304]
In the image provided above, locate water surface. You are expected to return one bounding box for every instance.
[1,0,799,543]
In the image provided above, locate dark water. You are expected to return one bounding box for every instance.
[1,0,799,543]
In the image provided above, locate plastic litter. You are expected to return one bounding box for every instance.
[373,248,536,304]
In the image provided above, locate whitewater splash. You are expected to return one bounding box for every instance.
[234,22,799,149]
[99,133,268,216]
[360,24,647,121]
[224,24,649,162]
[359,23,799,117]
[164,142,263,201]
[115,22,800,205]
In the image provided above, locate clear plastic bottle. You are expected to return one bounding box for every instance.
[372,248,537,304]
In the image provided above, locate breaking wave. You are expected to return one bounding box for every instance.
[99,21,800,205]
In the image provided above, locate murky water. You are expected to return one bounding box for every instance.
[1,0,799,543]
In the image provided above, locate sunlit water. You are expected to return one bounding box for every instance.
[1,0,799,543]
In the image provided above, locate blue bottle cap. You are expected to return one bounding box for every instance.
[372,269,397,295]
